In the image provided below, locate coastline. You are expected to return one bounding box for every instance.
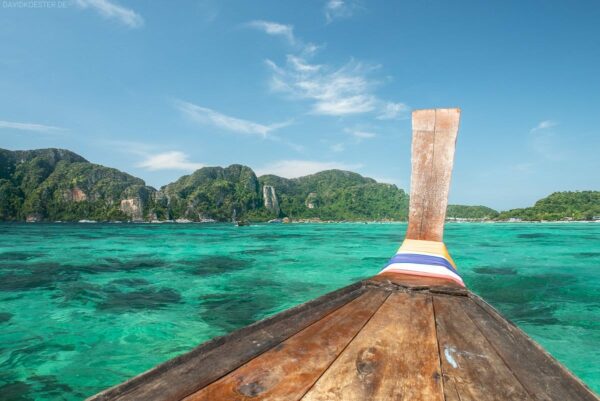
[5,218,600,225]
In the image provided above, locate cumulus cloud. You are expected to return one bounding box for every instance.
[75,0,144,28]
[176,100,291,138]
[0,119,64,133]
[248,20,295,44]
[136,151,203,171]
[255,159,362,178]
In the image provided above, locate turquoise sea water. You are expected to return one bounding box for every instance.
[0,222,598,400]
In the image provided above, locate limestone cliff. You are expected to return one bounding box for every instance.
[262,185,280,215]
[119,198,144,221]
[63,187,88,202]
[305,192,317,209]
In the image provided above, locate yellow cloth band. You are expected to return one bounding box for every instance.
[397,239,457,270]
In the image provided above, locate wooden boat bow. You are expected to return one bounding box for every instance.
[88,109,598,401]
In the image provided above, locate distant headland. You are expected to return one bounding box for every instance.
[0,148,598,223]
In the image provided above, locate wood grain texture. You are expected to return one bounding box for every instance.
[369,272,467,295]
[433,295,534,401]
[465,294,600,401]
[406,108,460,242]
[183,290,389,401]
[86,282,365,401]
[302,292,444,401]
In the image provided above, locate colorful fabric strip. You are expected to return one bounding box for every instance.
[397,239,457,269]
[386,253,459,275]
[379,239,465,287]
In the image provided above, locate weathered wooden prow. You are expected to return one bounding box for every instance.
[378,108,463,287]
[406,108,460,242]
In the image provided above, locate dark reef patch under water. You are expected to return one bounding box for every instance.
[517,233,551,239]
[0,375,80,401]
[473,267,518,275]
[470,272,579,305]
[0,312,13,323]
[97,287,182,311]
[198,277,326,333]
[0,251,45,261]
[508,304,561,326]
[51,279,182,312]
[575,252,600,258]
[238,247,277,255]
[186,256,254,276]
[98,258,167,272]
[0,263,81,292]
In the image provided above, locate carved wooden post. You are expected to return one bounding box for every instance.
[405,108,461,242]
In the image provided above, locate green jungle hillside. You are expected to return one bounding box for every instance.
[1,148,595,222]
[497,191,600,221]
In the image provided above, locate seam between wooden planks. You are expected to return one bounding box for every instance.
[175,286,374,401]
[457,297,537,401]
[431,293,449,401]
[467,295,600,401]
[297,290,393,401]
[418,110,436,239]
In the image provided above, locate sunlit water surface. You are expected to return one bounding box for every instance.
[0,222,598,399]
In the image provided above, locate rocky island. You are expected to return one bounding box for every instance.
[1,148,597,223]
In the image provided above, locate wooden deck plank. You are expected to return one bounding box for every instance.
[464,294,599,401]
[183,289,389,401]
[87,282,366,401]
[433,295,535,401]
[301,292,444,401]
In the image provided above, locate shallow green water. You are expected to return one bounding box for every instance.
[0,222,598,399]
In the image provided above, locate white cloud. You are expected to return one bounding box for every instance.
[136,151,203,171]
[255,160,362,178]
[346,128,376,139]
[176,100,291,138]
[530,120,557,133]
[76,0,144,28]
[324,0,359,23]
[248,20,295,44]
[0,120,64,133]
[377,102,409,120]
[266,55,408,118]
[267,57,379,116]
[254,17,406,119]
[249,21,320,56]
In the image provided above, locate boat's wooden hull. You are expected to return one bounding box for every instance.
[87,273,598,401]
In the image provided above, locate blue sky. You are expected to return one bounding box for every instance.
[1,0,599,210]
